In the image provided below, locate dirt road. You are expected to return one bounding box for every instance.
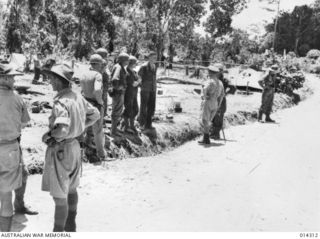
[14,76,320,232]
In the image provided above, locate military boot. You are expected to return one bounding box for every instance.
[265,114,275,123]
[0,216,12,232]
[53,224,64,232]
[213,130,221,140]
[210,127,221,140]
[198,134,211,145]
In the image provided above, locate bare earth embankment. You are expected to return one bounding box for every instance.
[18,72,313,173]
[11,73,319,232]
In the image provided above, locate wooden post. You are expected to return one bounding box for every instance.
[272,0,281,51]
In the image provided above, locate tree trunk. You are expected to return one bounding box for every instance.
[168,43,174,67]
[294,37,300,55]
[295,15,303,56]
[156,1,164,63]
[79,15,82,46]
[55,24,59,45]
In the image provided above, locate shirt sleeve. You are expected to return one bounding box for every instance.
[218,82,225,106]
[94,73,103,91]
[52,101,71,127]
[83,98,100,128]
[21,100,31,124]
[259,73,269,88]
[203,82,213,99]
[94,73,103,104]
[111,65,121,82]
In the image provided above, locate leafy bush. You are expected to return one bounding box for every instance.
[74,42,92,59]
[307,49,320,59]
[287,51,296,58]
[299,44,310,57]
[298,58,315,73]
[237,48,251,64]
[248,53,264,71]
[279,55,317,73]
[310,65,320,74]
[276,71,305,102]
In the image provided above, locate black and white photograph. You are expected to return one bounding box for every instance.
[0,0,319,236]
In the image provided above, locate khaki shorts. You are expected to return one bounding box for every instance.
[0,141,23,192]
[42,139,81,199]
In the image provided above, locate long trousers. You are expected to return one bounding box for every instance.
[85,100,106,161]
[139,90,156,128]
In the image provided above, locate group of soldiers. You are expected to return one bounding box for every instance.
[0,48,158,232]
[198,64,231,145]
[0,48,278,232]
[198,63,278,145]
[78,49,158,163]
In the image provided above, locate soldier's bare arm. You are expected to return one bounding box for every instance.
[21,98,31,128]
[43,102,71,143]
[84,99,100,128]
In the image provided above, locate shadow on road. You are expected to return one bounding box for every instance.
[202,142,225,148]
[214,139,238,143]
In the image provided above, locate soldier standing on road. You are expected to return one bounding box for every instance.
[79,54,107,163]
[258,64,279,123]
[110,53,129,137]
[199,66,225,145]
[211,63,234,140]
[0,64,38,232]
[123,56,141,133]
[95,48,110,118]
[138,51,157,130]
[42,64,100,232]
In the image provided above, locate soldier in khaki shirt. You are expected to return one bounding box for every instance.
[199,66,225,145]
[258,65,279,123]
[42,64,100,231]
[95,48,110,117]
[110,53,129,137]
[79,54,107,163]
[0,63,37,232]
[138,51,157,130]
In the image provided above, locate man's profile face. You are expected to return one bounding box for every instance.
[91,62,103,72]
